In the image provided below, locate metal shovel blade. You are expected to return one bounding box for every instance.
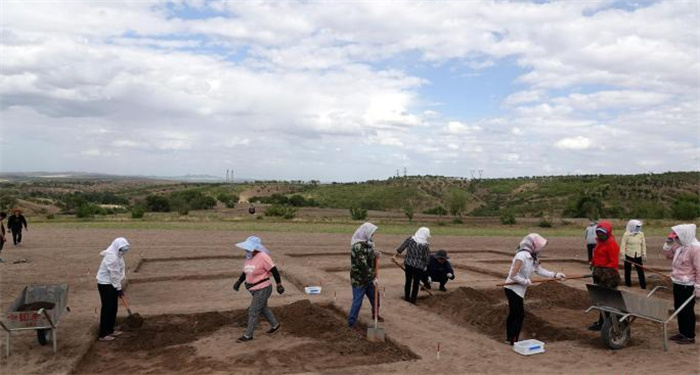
[367,326,385,342]
[125,312,144,328]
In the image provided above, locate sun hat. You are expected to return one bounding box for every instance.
[235,236,269,253]
[434,249,449,260]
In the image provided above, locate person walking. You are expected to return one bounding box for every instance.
[232,236,284,343]
[0,212,6,263]
[7,209,28,246]
[585,220,598,263]
[96,237,131,341]
[503,233,565,345]
[394,227,431,304]
[348,222,382,329]
[588,221,621,331]
[663,224,700,345]
[620,219,647,289]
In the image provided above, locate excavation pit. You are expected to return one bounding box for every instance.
[74,300,417,375]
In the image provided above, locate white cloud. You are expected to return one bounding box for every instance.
[555,136,593,150]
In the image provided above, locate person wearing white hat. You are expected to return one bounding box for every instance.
[232,236,285,343]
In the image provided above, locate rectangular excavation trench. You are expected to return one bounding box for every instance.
[74,300,418,375]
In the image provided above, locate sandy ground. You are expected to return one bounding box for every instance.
[0,226,698,375]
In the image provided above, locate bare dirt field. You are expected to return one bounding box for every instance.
[0,225,698,375]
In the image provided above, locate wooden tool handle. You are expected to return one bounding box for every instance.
[623,259,671,279]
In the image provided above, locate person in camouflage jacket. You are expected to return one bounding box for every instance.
[348,222,383,327]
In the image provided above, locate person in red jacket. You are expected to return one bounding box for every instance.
[588,220,621,331]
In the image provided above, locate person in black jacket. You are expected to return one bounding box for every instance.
[425,250,455,292]
[7,210,28,246]
[0,212,6,262]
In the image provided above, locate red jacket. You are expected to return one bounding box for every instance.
[592,221,620,269]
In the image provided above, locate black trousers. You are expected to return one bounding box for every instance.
[98,284,119,338]
[11,230,22,245]
[404,265,423,304]
[673,283,696,339]
[586,244,595,263]
[624,255,646,289]
[505,288,524,344]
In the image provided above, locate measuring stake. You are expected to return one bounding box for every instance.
[334,290,337,303]
[437,342,440,359]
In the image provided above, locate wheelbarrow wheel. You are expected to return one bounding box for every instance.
[601,315,630,350]
[37,329,52,346]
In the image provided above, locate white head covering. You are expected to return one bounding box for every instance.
[626,219,642,234]
[518,233,548,254]
[351,222,378,246]
[412,227,431,245]
[100,237,130,257]
[235,236,270,259]
[671,224,699,247]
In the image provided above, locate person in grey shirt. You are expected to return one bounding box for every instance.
[585,220,598,263]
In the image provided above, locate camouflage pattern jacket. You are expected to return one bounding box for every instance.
[350,242,377,287]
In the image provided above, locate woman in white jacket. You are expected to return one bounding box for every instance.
[504,234,565,345]
[96,237,130,341]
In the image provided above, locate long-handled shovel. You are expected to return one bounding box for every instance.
[391,257,433,296]
[367,257,385,342]
[496,274,593,287]
[120,295,144,328]
[623,259,672,279]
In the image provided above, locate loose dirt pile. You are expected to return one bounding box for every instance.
[74,300,417,375]
[419,283,593,342]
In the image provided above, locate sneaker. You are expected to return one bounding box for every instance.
[669,333,685,342]
[98,335,115,341]
[676,337,695,345]
[266,325,281,335]
[372,315,385,322]
[236,335,253,343]
[110,331,124,337]
[588,322,602,331]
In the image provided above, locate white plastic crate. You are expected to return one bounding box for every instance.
[513,339,545,356]
[304,286,322,294]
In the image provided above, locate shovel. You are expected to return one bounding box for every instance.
[496,274,593,287]
[120,295,144,328]
[391,257,433,296]
[367,257,385,342]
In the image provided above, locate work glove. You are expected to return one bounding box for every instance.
[427,276,432,283]
[277,284,285,295]
[642,255,647,262]
[373,278,379,286]
[555,272,566,279]
[117,290,124,297]
[521,279,532,286]
[447,273,454,280]
[233,280,242,292]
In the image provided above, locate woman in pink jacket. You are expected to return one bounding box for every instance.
[663,224,700,345]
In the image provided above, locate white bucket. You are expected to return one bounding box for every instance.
[513,339,545,356]
[304,286,322,294]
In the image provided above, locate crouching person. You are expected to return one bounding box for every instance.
[232,236,284,343]
[425,250,455,292]
[504,234,565,345]
[663,224,700,345]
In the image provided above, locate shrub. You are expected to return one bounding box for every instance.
[349,206,368,220]
[452,217,463,224]
[131,207,145,219]
[537,217,553,228]
[76,203,104,218]
[564,195,602,219]
[265,204,297,219]
[403,206,414,222]
[500,212,517,225]
[146,195,171,212]
[671,194,700,220]
[46,213,55,220]
[423,206,447,216]
[447,189,468,217]
[217,193,239,208]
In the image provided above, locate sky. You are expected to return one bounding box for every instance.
[1,0,699,182]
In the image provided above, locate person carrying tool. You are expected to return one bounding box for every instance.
[96,237,131,341]
[424,249,455,292]
[503,233,565,345]
[394,227,431,304]
[585,220,598,263]
[7,209,28,247]
[588,221,621,331]
[620,219,647,289]
[232,236,284,343]
[348,222,383,329]
[663,224,700,345]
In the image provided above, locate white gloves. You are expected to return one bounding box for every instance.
[447,273,454,279]
[555,272,566,279]
[427,276,432,283]
[373,278,379,286]
[522,279,532,286]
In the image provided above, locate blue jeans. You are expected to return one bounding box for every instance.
[347,284,379,327]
